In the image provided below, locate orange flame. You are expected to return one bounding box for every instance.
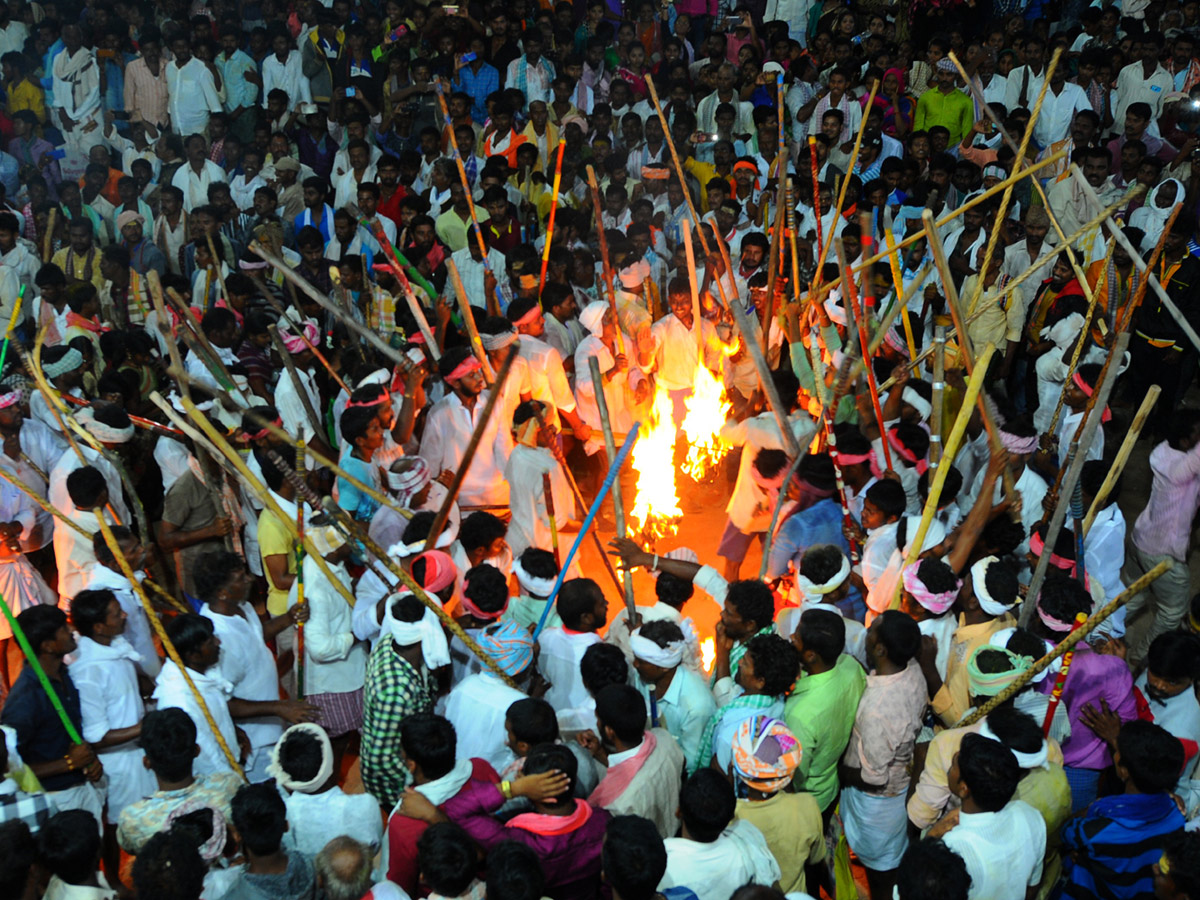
[681,364,732,481]
[700,637,716,674]
[629,389,683,541]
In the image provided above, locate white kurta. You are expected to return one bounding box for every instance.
[418,392,510,508]
[200,602,283,753]
[167,57,223,136]
[82,565,160,678]
[286,556,367,696]
[443,671,527,774]
[275,366,322,444]
[152,660,239,777]
[503,444,574,561]
[171,159,228,213]
[660,819,782,900]
[537,627,601,717]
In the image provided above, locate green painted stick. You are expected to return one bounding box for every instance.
[0,595,83,744]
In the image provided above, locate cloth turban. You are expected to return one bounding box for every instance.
[731,715,803,794]
[477,621,534,677]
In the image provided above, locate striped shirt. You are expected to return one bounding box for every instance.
[123,56,169,127]
[361,639,437,809]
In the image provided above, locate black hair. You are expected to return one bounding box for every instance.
[459,511,507,555]
[400,713,458,780]
[516,548,558,588]
[66,465,107,508]
[726,579,775,632]
[15,604,66,655]
[165,613,216,662]
[679,768,735,842]
[277,727,327,784]
[638,619,687,659]
[69,589,117,639]
[340,404,379,448]
[865,478,907,518]
[506,697,559,745]
[1167,409,1200,450]
[655,571,694,608]
[140,708,199,781]
[486,842,545,900]
[957,732,1020,812]
[417,823,478,897]
[980,558,1020,609]
[874,609,921,666]
[1117,720,1185,793]
[1036,572,1091,627]
[918,465,962,506]
[133,829,207,900]
[744,634,800,695]
[1079,459,1118,508]
[602,816,668,900]
[391,593,427,626]
[0,820,35,900]
[896,839,971,900]
[37,810,101,885]
[1147,631,1200,681]
[797,608,845,664]
[557,577,604,630]
[524,743,577,800]
[462,564,509,617]
[912,557,960,595]
[401,511,437,545]
[985,706,1043,761]
[230,781,288,856]
[1161,831,1200,900]
[580,642,628,695]
[193,550,245,606]
[752,447,789,480]
[595,684,647,745]
[254,443,295,493]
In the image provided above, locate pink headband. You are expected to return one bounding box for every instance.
[887,427,928,475]
[999,430,1039,455]
[901,561,960,614]
[0,390,20,409]
[1072,372,1111,423]
[412,550,457,593]
[1037,602,1076,633]
[460,582,509,621]
[511,305,540,327]
[244,416,282,441]
[281,322,319,354]
[1029,530,1075,575]
[446,356,482,382]
[347,391,390,408]
[838,449,883,480]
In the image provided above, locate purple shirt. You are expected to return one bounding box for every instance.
[443,781,611,900]
[1039,647,1135,770]
[1131,439,1200,562]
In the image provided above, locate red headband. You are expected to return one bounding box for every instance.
[446,356,482,382]
[244,416,282,441]
[1029,530,1075,575]
[1072,372,1111,423]
[887,428,928,476]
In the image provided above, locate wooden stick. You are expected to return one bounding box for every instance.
[540,140,566,291]
[930,315,947,468]
[1082,386,1160,536]
[268,324,325,442]
[163,286,247,401]
[204,233,229,305]
[258,289,352,396]
[589,356,636,622]
[295,440,306,699]
[543,471,561,566]
[890,343,997,609]
[248,240,411,369]
[425,346,517,549]
[836,239,892,470]
[42,207,56,263]
[1021,331,1131,626]
[963,559,1172,726]
[445,258,496,381]
[92,513,245,778]
[58,393,184,438]
[0,463,89,535]
[682,219,704,356]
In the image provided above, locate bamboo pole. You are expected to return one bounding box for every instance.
[1071,164,1200,355]
[42,207,56,263]
[930,315,948,468]
[543,471,560,567]
[587,164,625,356]
[0,464,89,536]
[163,286,247,401]
[1082,386,1160,536]
[92,513,246,778]
[59,393,185,439]
[445,259,496,382]
[962,558,1172,726]
[588,356,636,622]
[759,74,786,347]
[807,137,824,269]
[424,346,517,549]
[1022,331,1131,626]
[540,140,567,291]
[204,233,230,305]
[268,324,326,442]
[890,343,997,609]
[682,219,704,356]
[836,239,892,470]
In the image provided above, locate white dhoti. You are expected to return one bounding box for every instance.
[841,785,909,870]
[97,743,157,824]
[0,553,57,640]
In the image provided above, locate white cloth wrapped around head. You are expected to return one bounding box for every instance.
[629,627,685,668]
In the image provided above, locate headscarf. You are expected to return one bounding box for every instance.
[42,347,84,379]
[971,556,1017,616]
[280,321,319,354]
[998,428,1038,455]
[0,389,21,409]
[579,300,608,336]
[165,801,228,862]
[477,621,534,677]
[513,556,556,596]
[78,407,135,443]
[461,576,509,621]
[731,716,803,794]
[266,723,335,793]
[988,627,1055,683]
[796,553,851,604]
[411,550,457,593]
[382,593,451,669]
[966,645,1034,697]
[388,457,431,507]
[629,627,685,668]
[1133,178,1185,252]
[978,717,1050,770]
[901,560,961,615]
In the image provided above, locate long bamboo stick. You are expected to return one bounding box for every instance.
[890,343,997,609]
[587,164,626,356]
[540,140,566,291]
[1082,386,1160,536]
[588,357,636,622]
[446,259,497,382]
[424,346,517,549]
[268,324,326,441]
[930,315,947,468]
[836,239,892,470]
[962,558,1171,726]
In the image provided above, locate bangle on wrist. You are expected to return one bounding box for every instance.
[499,780,513,800]
[64,753,75,771]
[652,553,659,571]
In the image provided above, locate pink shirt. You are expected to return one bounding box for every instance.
[843,659,928,796]
[1131,439,1200,562]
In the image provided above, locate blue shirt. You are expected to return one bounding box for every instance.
[455,62,499,124]
[766,497,849,579]
[294,205,334,242]
[219,48,260,113]
[0,663,86,792]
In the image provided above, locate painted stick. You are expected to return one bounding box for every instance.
[204,233,230,305]
[424,345,517,549]
[346,206,437,300]
[59,394,185,438]
[295,440,306,700]
[930,315,948,467]
[533,424,641,640]
[963,560,1172,727]
[808,137,823,271]
[446,259,497,382]
[540,140,566,291]
[589,356,636,623]
[1022,332,1131,626]
[836,240,892,470]
[0,595,83,743]
[42,207,56,263]
[543,471,561,567]
[890,343,998,609]
[1082,386,1160,536]
[1042,611,1089,735]
[0,286,25,376]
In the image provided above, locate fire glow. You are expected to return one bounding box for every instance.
[629,389,683,541]
[700,637,716,674]
[680,363,732,481]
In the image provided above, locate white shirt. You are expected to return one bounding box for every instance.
[70,636,144,745]
[334,164,378,210]
[720,412,817,533]
[1005,65,1046,113]
[1069,504,1126,618]
[537,627,601,717]
[942,800,1046,900]
[200,602,283,751]
[418,391,510,507]
[152,660,239,777]
[660,819,782,900]
[275,366,322,444]
[449,245,506,312]
[443,671,527,774]
[503,444,574,561]
[83,565,161,678]
[1113,61,1173,127]
[1033,82,1092,148]
[153,435,194,494]
[284,788,384,855]
[286,555,367,695]
[518,335,576,422]
[650,315,724,392]
[167,57,223,136]
[171,159,228,212]
[230,173,268,212]
[1001,239,1057,311]
[261,51,312,109]
[49,444,131,529]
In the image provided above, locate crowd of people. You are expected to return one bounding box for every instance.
[2,0,1200,898]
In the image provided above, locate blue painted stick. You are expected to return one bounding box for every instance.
[0,285,26,376]
[532,423,641,640]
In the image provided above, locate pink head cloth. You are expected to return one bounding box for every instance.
[446,355,482,382]
[411,549,457,593]
[281,321,319,354]
[0,390,20,410]
[901,561,960,614]
[1071,371,1112,423]
[999,429,1039,455]
[460,581,510,621]
[837,449,883,480]
[887,427,929,475]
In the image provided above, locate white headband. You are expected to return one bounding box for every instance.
[171,392,214,414]
[383,594,451,669]
[359,368,390,388]
[978,718,1050,770]
[78,407,135,443]
[630,629,685,668]
[266,723,335,792]
[902,386,932,421]
[481,330,518,350]
[795,555,851,604]
[513,556,556,597]
[386,529,453,558]
[972,556,1016,616]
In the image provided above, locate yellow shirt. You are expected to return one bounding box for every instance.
[257,507,296,616]
[734,791,826,895]
[931,614,1015,726]
[7,78,46,124]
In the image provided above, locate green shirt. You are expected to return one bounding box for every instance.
[914,87,975,146]
[361,639,437,809]
[784,653,867,811]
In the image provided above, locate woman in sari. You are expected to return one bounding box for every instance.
[870,67,914,137]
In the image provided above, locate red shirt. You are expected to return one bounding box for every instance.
[484,214,521,256]
[377,183,408,230]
